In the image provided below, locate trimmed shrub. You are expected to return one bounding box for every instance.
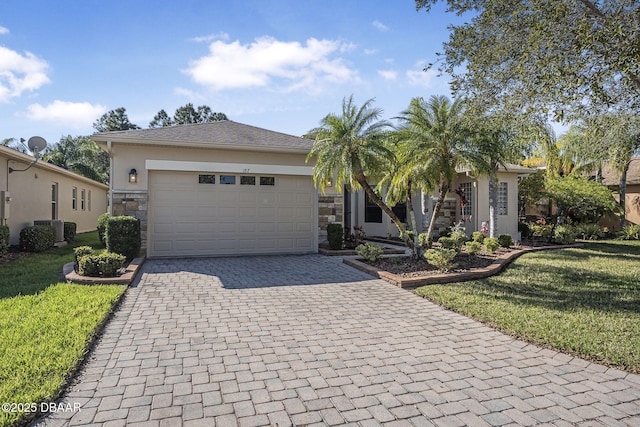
[553,225,577,245]
[78,252,125,277]
[574,223,604,240]
[484,237,499,254]
[64,222,77,242]
[355,243,384,262]
[326,223,344,250]
[465,241,482,256]
[97,212,110,246]
[73,246,94,264]
[450,230,467,247]
[497,234,513,248]
[0,225,9,256]
[617,224,640,240]
[531,223,553,241]
[424,248,458,271]
[438,236,463,251]
[418,232,430,247]
[471,231,485,243]
[19,225,56,252]
[105,216,141,261]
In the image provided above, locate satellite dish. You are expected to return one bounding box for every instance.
[27,136,47,154]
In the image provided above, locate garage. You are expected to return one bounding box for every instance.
[148,170,316,257]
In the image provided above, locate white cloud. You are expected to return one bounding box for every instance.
[0,26,9,35]
[184,36,359,93]
[0,46,50,102]
[173,87,205,101]
[378,70,397,80]
[406,67,438,88]
[25,100,107,128]
[372,20,389,32]
[191,32,229,43]
[363,48,378,55]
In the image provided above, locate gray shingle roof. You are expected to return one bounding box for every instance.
[601,157,640,186]
[91,120,314,152]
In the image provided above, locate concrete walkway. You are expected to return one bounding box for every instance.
[36,255,640,426]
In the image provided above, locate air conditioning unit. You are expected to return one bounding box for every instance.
[34,219,64,242]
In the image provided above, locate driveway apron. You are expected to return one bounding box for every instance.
[36,255,640,426]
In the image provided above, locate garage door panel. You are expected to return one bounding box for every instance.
[149,171,315,257]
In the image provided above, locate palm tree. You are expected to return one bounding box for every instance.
[395,95,480,246]
[306,95,411,245]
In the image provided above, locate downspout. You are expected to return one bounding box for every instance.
[107,140,113,215]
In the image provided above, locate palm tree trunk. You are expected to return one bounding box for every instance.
[424,183,449,247]
[406,178,421,259]
[620,161,629,229]
[354,171,414,252]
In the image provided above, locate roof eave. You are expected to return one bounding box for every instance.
[91,136,313,154]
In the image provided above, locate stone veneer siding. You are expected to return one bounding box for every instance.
[318,193,344,241]
[424,198,457,239]
[111,191,148,252]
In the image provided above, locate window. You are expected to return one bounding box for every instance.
[392,203,407,223]
[51,183,58,220]
[72,187,77,210]
[220,175,236,185]
[365,193,382,223]
[459,182,473,217]
[240,176,256,185]
[81,189,86,211]
[88,190,92,211]
[259,176,275,186]
[498,182,508,215]
[199,174,215,184]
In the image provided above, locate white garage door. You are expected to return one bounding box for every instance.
[148,171,316,257]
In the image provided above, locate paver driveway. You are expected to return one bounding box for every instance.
[37,255,640,426]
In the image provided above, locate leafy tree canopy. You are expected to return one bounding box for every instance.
[42,135,109,184]
[546,176,620,223]
[149,103,228,127]
[93,107,140,133]
[415,0,640,122]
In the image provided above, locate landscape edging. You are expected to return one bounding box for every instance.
[63,256,145,285]
[343,244,583,288]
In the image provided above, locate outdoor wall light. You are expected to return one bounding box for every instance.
[128,168,138,183]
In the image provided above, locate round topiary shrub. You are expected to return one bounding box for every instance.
[484,237,500,254]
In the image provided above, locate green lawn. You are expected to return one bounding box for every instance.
[415,240,640,373]
[0,232,125,427]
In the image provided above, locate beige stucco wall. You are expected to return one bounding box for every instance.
[471,172,520,239]
[1,149,108,245]
[108,143,313,191]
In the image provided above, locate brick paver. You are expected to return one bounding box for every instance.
[35,255,640,426]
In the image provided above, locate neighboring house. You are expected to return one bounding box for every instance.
[91,121,319,258]
[336,164,533,240]
[0,144,109,245]
[599,157,640,228]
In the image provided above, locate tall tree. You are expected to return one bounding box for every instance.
[415,1,640,123]
[93,107,140,132]
[306,95,414,247]
[1,137,28,154]
[394,95,480,246]
[149,109,174,128]
[150,104,228,127]
[42,135,109,183]
[578,114,640,226]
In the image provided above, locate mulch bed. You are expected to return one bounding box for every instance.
[0,247,32,265]
[362,248,514,278]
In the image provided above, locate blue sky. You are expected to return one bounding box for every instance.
[0,0,464,149]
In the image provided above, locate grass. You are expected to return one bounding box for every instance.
[415,240,640,373]
[0,232,125,427]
